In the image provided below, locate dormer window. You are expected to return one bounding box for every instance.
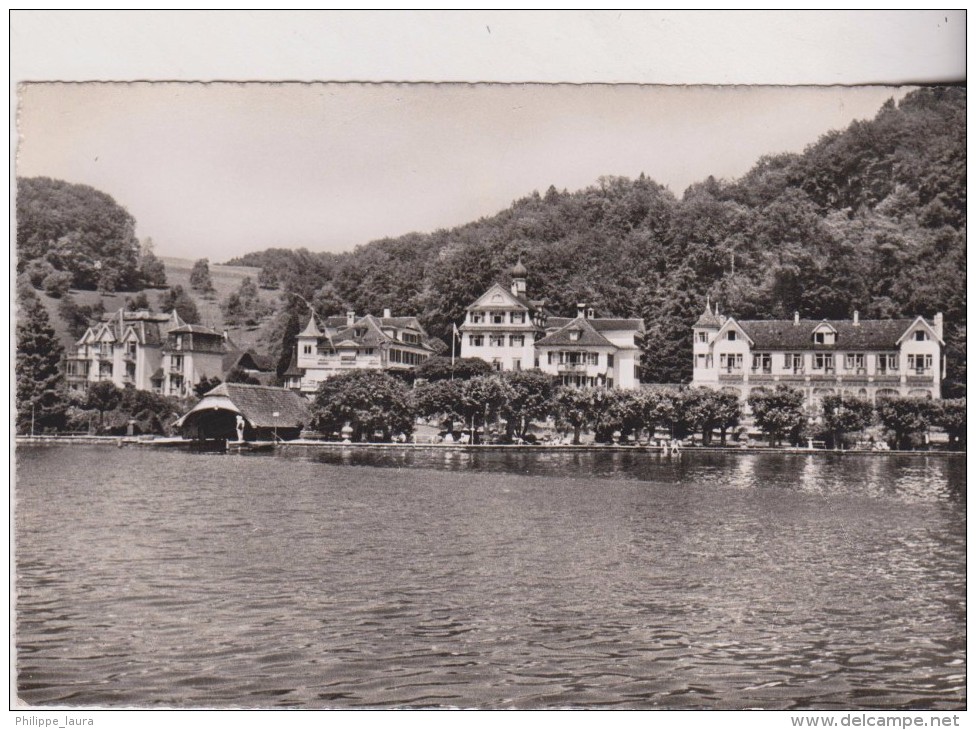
[569,331,580,342]
[914,331,928,341]
[814,332,825,344]
[727,331,737,341]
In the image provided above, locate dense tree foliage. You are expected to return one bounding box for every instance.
[876,396,935,450]
[159,285,200,324]
[58,295,105,339]
[139,238,168,288]
[311,370,414,441]
[748,386,807,447]
[228,89,964,395]
[411,356,493,383]
[189,258,215,294]
[221,276,273,326]
[819,394,875,449]
[16,288,67,433]
[17,177,142,291]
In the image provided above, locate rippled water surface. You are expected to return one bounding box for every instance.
[16,445,965,709]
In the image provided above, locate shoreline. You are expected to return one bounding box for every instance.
[13,435,965,457]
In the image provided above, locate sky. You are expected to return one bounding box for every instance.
[16,83,912,261]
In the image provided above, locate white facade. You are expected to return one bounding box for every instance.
[459,264,645,389]
[691,302,944,405]
[290,310,438,394]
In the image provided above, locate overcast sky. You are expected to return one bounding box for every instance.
[17,83,911,261]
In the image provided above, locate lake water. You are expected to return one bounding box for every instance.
[15,445,965,709]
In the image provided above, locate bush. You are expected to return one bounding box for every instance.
[41,270,73,298]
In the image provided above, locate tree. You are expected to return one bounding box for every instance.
[257,266,279,290]
[412,378,464,432]
[221,276,272,326]
[226,367,260,385]
[274,305,304,380]
[311,370,415,442]
[139,237,167,287]
[592,389,646,442]
[41,269,73,298]
[17,177,142,290]
[58,295,103,339]
[16,293,67,433]
[748,385,806,446]
[553,386,602,445]
[411,356,493,383]
[499,370,557,441]
[876,396,934,450]
[159,285,200,324]
[194,376,222,398]
[189,258,214,293]
[820,394,874,449]
[125,291,153,311]
[681,388,742,445]
[931,398,965,450]
[456,375,516,441]
[84,380,123,431]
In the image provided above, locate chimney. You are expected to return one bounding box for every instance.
[346,311,355,327]
[794,311,800,326]
[383,307,392,319]
[933,312,944,340]
[853,310,860,326]
[577,303,586,318]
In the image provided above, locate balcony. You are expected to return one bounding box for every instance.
[718,371,744,382]
[557,363,591,373]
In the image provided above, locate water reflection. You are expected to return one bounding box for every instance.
[15,445,965,709]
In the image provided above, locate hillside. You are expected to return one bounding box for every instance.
[228,87,966,396]
[34,257,274,354]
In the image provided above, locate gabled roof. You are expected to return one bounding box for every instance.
[176,382,311,429]
[466,283,530,311]
[714,317,755,346]
[895,316,944,346]
[737,318,929,351]
[223,348,276,374]
[535,316,616,348]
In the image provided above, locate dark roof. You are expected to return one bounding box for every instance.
[200,383,311,429]
[511,259,528,277]
[737,318,924,351]
[694,302,722,328]
[169,323,222,336]
[283,349,304,378]
[547,317,644,332]
[223,348,276,374]
[150,367,164,381]
[535,317,615,348]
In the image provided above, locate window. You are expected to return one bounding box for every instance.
[607,354,615,368]
[907,354,933,373]
[695,353,708,369]
[468,335,484,347]
[513,359,521,371]
[491,312,505,325]
[570,331,580,341]
[489,334,505,347]
[727,331,737,341]
[784,353,803,372]
[589,353,599,366]
[914,330,928,341]
[814,332,825,344]
[303,344,313,355]
[697,332,708,343]
[175,336,183,351]
[492,359,502,372]
[845,353,865,372]
[719,353,742,371]
[511,312,525,324]
[548,352,555,365]
[171,355,183,373]
[814,353,834,371]
[534,357,539,368]
[510,334,524,347]
[752,353,771,373]
[877,354,898,373]
[470,313,484,324]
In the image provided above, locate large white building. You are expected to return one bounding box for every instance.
[691,301,944,405]
[65,308,244,398]
[459,261,645,389]
[286,310,441,395]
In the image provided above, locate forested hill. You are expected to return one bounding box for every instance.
[229,86,965,396]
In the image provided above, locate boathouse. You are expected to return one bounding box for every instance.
[175,383,312,441]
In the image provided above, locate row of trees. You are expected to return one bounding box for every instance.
[748,386,965,450]
[309,369,964,450]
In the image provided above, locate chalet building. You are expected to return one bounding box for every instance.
[65,307,244,398]
[459,261,645,389]
[287,309,441,395]
[174,382,311,441]
[691,301,944,405]
[66,308,186,393]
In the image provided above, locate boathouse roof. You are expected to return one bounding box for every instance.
[175,383,311,430]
